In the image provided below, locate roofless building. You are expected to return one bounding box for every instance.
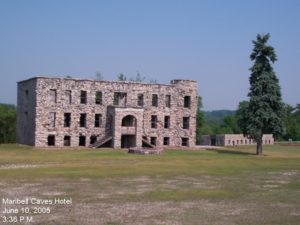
[17,77,198,148]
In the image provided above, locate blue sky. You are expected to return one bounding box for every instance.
[0,0,299,110]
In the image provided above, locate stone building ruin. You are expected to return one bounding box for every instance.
[17,77,198,148]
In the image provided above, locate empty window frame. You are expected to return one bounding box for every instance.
[165,95,171,108]
[137,94,144,107]
[49,89,57,103]
[64,136,71,146]
[90,135,97,145]
[113,92,127,106]
[184,96,191,108]
[80,91,87,104]
[64,113,71,127]
[150,137,157,146]
[163,137,170,146]
[79,136,86,146]
[164,116,170,128]
[25,90,29,100]
[49,112,56,128]
[151,115,158,128]
[183,117,190,129]
[47,135,55,146]
[80,113,87,127]
[181,137,189,146]
[95,114,102,127]
[152,94,158,107]
[95,91,102,105]
[65,90,72,104]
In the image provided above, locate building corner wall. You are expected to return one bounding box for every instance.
[17,79,37,146]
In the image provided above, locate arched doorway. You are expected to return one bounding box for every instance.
[122,115,136,127]
[121,115,137,148]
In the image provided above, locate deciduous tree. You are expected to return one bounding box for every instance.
[196,96,205,144]
[117,73,127,81]
[0,104,16,143]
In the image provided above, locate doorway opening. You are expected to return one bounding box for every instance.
[121,135,136,148]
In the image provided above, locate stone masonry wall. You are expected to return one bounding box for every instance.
[17,77,198,148]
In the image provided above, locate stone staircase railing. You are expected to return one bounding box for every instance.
[90,135,113,148]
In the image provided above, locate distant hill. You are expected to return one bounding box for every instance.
[203,110,236,126]
[0,103,16,109]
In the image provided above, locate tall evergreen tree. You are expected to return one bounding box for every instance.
[237,34,284,155]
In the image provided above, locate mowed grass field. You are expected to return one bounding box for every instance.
[0,144,300,225]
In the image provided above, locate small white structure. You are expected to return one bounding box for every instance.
[201,134,274,146]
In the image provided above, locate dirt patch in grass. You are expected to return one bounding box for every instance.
[0,164,43,170]
[264,170,298,188]
[0,175,299,225]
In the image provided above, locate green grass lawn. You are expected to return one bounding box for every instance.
[0,144,299,225]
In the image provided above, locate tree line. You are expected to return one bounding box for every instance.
[0,104,16,143]
[95,71,158,83]
[196,104,300,144]
[1,101,299,144]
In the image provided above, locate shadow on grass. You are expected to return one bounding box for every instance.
[208,148,256,156]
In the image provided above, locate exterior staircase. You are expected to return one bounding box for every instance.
[90,135,112,148]
[142,138,155,148]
